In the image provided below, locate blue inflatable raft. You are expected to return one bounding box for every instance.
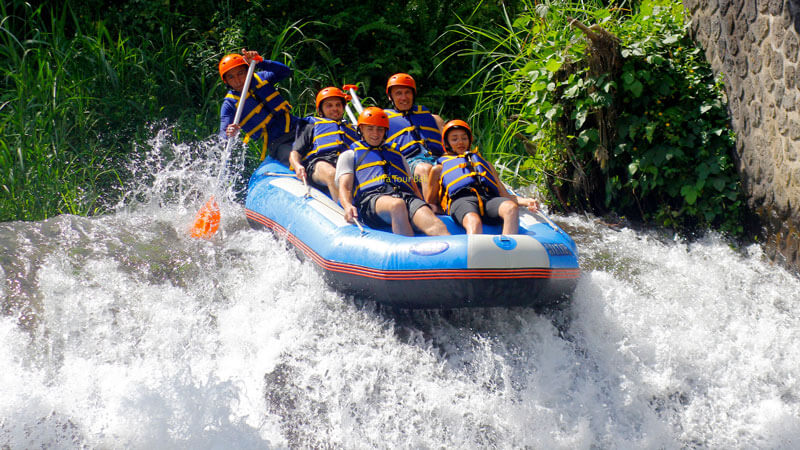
[245,158,580,309]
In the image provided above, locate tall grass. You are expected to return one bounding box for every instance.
[0,0,352,221]
[0,3,216,220]
[440,0,624,176]
[0,2,112,220]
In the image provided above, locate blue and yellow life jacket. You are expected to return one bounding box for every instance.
[224,72,299,160]
[302,117,359,164]
[385,105,444,158]
[352,141,416,202]
[437,150,501,215]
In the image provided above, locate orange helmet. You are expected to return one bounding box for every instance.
[357,107,390,129]
[386,73,416,98]
[218,54,247,82]
[315,87,347,113]
[442,119,472,151]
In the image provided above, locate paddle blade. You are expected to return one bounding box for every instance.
[191,196,220,239]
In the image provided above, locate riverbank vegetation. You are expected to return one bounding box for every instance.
[448,0,745,236]
[0,0,748,237]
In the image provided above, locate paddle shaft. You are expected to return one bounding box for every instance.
[226,60,258,151]
[214,59,257,187]
[344,87,362,126]
[347,87,364,114]
[344,105,358,126]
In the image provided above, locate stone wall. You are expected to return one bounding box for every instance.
[683,0,800,271]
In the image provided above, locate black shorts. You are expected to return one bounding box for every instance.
[449,193,510,227]
[356,187,429,230]
[268,132,295,165]
[305,153,338,189]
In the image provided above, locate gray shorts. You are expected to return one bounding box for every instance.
[357,187,428,229]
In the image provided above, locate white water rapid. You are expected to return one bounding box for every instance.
[2,132,799,448]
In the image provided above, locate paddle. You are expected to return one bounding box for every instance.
[343,84,364,114]
[341,84,361,127]
[191,58,257,239]
[338,84,369,234]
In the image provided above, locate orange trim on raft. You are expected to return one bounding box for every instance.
[245,209,581,281]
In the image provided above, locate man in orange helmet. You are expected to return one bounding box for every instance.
[336,107,449,237]
[218,49,299,164]
[288,87,359,200]
[384,73,445,208]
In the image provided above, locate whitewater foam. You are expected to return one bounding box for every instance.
[2,134,800,448]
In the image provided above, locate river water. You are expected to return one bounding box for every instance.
[2,133,800,448]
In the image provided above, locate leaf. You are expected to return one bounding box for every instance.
[563,82,581,98]
[576,128,599,148]
[531,81,548,92]
[545,58,562,73]
[574,108,587,129]
[630,80,644,97]
[521,158,536,170]
[645,122,657,142]
[695,178,705,191]
[521,61,538,74]
[657,81,672,96]
[622,71,635,85]
[513,16,532,28]
[628,162,639,175]
[681,185,697,205]
[712,177,726,191]
[662,34,680,44]
[545,105,563,120]
[697,162,710,180]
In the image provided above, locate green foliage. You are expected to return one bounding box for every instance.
[0,1,112,220]
[0,0,747,238]
[0,0,221,220]
[210,0,509,116]
[439,0,604,194]
[1,0,511,221]
[611,2,742,234]
[449,0,746,236]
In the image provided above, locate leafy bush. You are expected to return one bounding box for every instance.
[447,0,745,236]
[612,6,741,234]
